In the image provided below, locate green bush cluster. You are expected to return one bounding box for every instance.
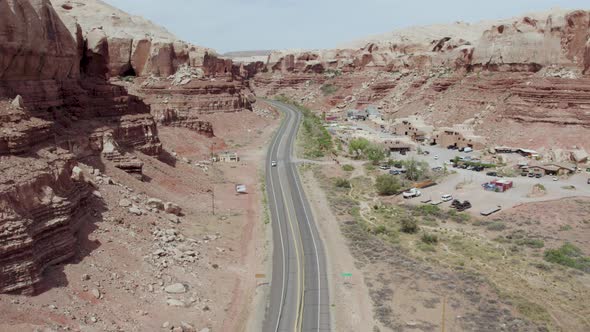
[348,138,386,165]
[320,83,339,96]
[400,216,419,233]
[421,232,439,244]
[375,174,401,196]
[342,164,355,172]
[544,243,590,272]
[335,178,352,189]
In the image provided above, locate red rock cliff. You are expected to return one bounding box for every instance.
[0,0,162,294]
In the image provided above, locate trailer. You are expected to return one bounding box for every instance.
[480,206,502,216]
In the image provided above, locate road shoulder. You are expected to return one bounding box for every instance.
[299,165,379,331]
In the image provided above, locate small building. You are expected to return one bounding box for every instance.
[483,179,513,192]
[347,109,368,121]
[432,125,485,150]
[529,163,575,176]
[366,106,382,120]
[517,148,539,158]
[215,151,239,162]
[390,116,434,143]
[492,179,513,192]
[493,146,540,158]
[383,138,415,155]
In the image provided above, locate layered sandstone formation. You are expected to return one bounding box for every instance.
[53,0,256,138]
[252,9,590,150]
[0,0,163,294]
[0,98,92,294]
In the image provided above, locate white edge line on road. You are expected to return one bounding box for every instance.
[287,105,323,331]
[267,102,289,332]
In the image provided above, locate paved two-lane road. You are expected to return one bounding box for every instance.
[263,101,331,332]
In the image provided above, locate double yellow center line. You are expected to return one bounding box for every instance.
[278,108,306,332]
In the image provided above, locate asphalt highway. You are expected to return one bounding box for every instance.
[263,101,331,332]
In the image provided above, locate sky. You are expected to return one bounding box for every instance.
[103,0,589,53]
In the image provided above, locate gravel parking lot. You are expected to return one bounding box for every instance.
[353,122,590,215]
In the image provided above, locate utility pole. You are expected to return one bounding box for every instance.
[441,295,446,332]
[212,188,215,215]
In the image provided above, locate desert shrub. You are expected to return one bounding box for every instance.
[534,183,546,191]
[375,175,401,196]
[451,212,471,223]
[486,221,506,231]
[373,225,387,235]
[342,164,355,172]
[320,83,339,96]
[544,243,590,272]
[421,232,439,244]
[400,216,419,233]
[414,204,442,217]
[516,238,545,249]
[335,178,351,189]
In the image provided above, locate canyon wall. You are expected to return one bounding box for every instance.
[0,0,163,294]
[252,9,590,151]
[53,0,256,138]
[1,0,262,294]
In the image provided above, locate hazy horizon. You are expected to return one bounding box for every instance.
[103,0,589,53]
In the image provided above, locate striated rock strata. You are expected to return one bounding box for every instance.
[0,0,163,294]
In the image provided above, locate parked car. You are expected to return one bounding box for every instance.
[389,170,400,175]
[457,201,472,211]
[486,171,497,177]
[552,177,558,181]
[448,145,458,150]
[434,155,439,160]
[528,172,535,177]
[587,178,590,184]
[271,161,277,167]
[379,164,390,170]
[535,173,542,178]
[441,194,453,202]
[422,150,430,155]
[451,199,472,211]
[463,147,473,153]
[521,172,528,177]
[432,166,443,172]
[403,188,422,199]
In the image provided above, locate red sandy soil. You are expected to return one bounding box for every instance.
[0,109,279,332]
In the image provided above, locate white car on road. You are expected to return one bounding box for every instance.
[271,161,277,167]
[441,194,453,202]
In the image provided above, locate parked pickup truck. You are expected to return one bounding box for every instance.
[403,188,422,199]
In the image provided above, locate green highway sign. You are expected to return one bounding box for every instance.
[341,273,352,277]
